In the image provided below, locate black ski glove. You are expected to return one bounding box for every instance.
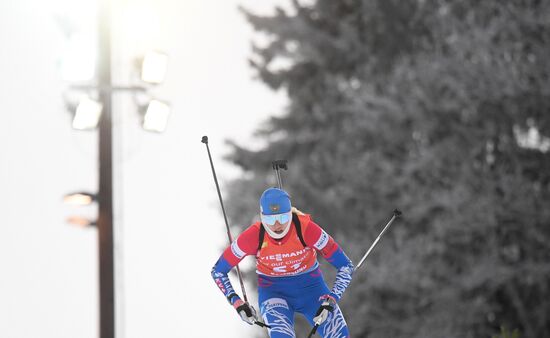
[233,299,258,325]
[313,295,336,325]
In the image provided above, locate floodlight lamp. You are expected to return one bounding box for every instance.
[140,51,168,84]
[73,97,102,130]
[66,216,96,228]
[63,192,97,206]
[61,32,96,82]
[143,99,170,133]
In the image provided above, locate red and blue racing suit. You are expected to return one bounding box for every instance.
[211,213,354,338]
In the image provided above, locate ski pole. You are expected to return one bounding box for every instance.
[272,160,288,189]
[201,136,271,329]
[355,209,402,271]
[307,209,402,338]
[253,321,270,328]
[307,322,321,338]
[201,136,249,301]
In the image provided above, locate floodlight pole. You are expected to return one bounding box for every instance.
[97,0,115,336]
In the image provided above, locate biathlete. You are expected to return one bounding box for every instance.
[211,187,355,337]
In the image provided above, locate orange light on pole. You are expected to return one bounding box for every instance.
[66,216,97,228]
[63,192,97,206]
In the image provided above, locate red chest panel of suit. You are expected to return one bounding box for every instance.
[256,222,318,276]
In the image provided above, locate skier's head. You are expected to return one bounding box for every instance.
[260,187,292,239]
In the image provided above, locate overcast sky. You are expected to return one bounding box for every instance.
[0,1,287,337]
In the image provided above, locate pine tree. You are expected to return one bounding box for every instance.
[225,1,550,337]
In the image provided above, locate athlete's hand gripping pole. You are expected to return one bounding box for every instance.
[202,136,271,329]
[233,299,271,328]
[307,295,336,337]
[355,209,402,271]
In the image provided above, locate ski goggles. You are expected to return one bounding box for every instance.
[261,212,291,226]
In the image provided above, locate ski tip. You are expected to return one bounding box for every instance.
[201,136,208,144]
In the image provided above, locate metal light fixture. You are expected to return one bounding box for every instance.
[59,5,170,337]
[72,96,103,130]
[66,216,97,228]
[64,192,97,227]
[63,191,97,206]
[140,51,168,84]
[60,32,97,83]
[143,99,170,132]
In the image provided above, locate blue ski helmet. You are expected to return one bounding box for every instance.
[260,188,291,215]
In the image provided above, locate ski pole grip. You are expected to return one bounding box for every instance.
[393,209,402,217]
[201,136,208,144]
[272,159,288,170]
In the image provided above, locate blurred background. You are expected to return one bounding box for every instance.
[1,1,549,338]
